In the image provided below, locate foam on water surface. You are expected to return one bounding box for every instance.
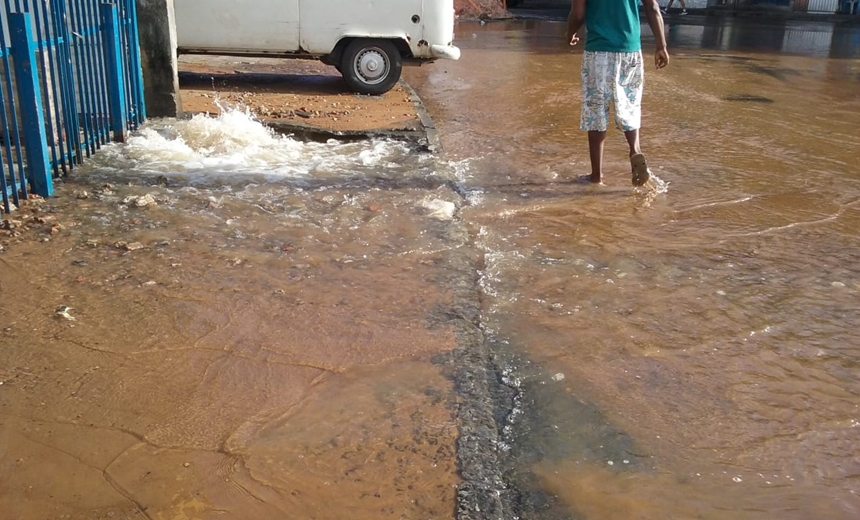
[89,108,427,182]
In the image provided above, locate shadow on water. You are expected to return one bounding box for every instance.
[722,93,775,102]
[485,333,647,520]
[696,53,806,82]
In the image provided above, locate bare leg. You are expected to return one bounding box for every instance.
[588,131,606,183]
[666,0,675,8]
[624,129,641,158]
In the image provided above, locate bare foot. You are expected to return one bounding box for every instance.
[630,153,651,187]
[574,174,604,185]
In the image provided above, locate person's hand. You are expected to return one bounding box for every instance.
[568,32,580,46]
[655,48,669,69]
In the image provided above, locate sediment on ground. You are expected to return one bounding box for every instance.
[177,56,421,135]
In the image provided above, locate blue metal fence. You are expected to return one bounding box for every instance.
[1,0,145,213]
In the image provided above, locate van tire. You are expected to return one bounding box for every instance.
[341,39,402,95]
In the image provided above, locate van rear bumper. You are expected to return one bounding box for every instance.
[430,44,461,61]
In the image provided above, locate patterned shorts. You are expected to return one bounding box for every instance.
[580,50,644,132]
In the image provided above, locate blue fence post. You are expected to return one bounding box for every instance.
[101,2,127,142]
[9,12,53,198]
[52,0,83,166]
[126,0,147,124]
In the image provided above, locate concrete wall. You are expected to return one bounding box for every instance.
[135,0,182,117]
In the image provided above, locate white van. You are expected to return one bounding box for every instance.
[174,0,461,95]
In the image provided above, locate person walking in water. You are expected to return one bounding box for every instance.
[662,0,688,15]
[567,0,669,185]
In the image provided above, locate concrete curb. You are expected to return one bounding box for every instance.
[424,114,511,519]
[433,176,512,520]
[399,79,444,154]
[263,118,425,144]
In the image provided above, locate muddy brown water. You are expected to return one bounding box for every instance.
[402,18,860,520]
[2,17,860,520]
[1,129,461,519]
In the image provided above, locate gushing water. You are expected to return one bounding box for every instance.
[89,108,429,182]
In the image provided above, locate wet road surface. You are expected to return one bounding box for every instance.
[1,126,463,519]
[404,17,860,520]
[2,16,860,520]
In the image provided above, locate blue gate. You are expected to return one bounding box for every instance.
[1,0,145,213]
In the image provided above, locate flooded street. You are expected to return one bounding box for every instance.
[1,117,463,519]
[404,18,860,520]
[2,16,860,520]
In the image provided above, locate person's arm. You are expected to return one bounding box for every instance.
[641,0,669,68]
[566,0,586,45]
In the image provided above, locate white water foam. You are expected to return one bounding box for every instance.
[633,172,670,207]
[447,158,485,205]
[646,173,670,194]
[88,108,427,182]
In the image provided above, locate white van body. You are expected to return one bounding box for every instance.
[174,0,460,95]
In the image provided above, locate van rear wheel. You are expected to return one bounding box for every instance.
[341,39,402,95]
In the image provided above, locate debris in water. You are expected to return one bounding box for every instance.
[55,306,76,321]
[551,373,565,382]
[422,199,457,221]
[123,194,157,208]
[115,241,145,251]
[1,219,22,230]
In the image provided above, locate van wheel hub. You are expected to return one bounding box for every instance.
[355,48,389,84]
[341,39,402,95]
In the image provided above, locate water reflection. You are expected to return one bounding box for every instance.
[667,19,860,59]
[472,14,860,59]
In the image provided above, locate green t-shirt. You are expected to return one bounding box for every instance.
[585,0,642,53]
